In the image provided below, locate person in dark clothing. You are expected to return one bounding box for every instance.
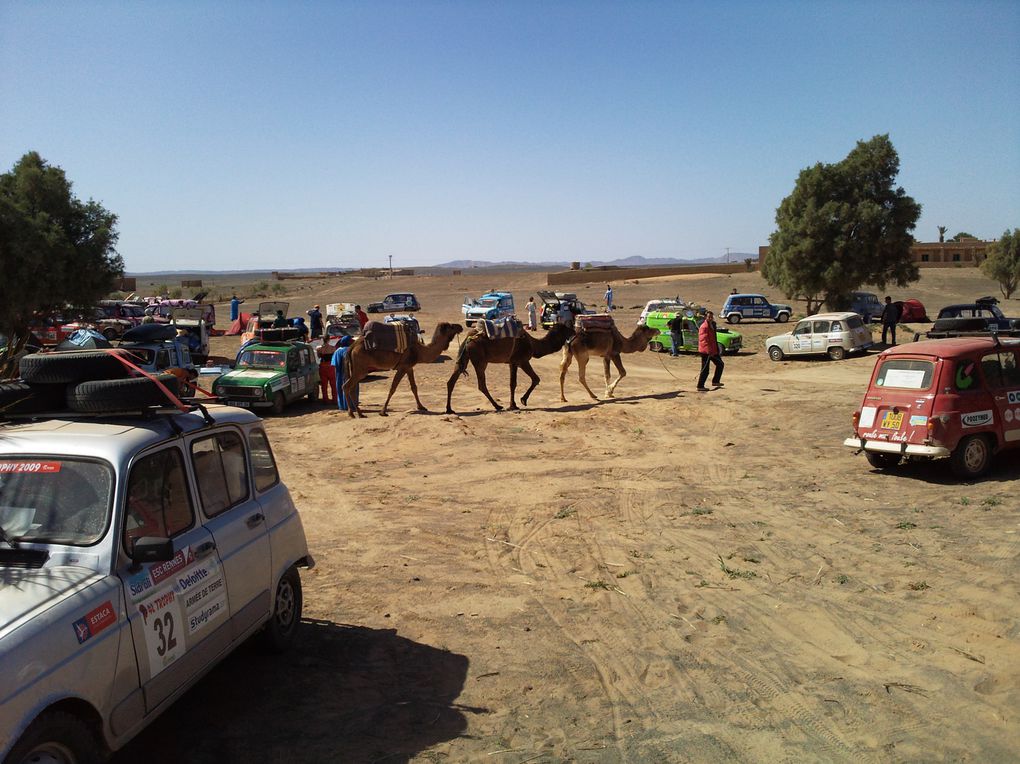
[880,296,900,345]
[696,311,724,390]
[667,314,684,357]
[272,310,288,328]
[306,305,323,339]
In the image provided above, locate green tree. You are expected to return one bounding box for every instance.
[981,228,1020,299]
[762,135,921,314]
[938,226,947,243]
[950,231,975,241]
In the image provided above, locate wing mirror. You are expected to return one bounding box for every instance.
[129,536,174,570]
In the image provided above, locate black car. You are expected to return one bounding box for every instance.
[928,296,1020,338]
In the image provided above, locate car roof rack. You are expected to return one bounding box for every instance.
[0,399,218,427]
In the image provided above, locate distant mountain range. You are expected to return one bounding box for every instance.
[432,254,758,269]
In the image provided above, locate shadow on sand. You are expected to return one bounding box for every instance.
[113,620,478,764]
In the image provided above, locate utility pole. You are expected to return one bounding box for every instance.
[388,254,393,279]
[724,247,731,263]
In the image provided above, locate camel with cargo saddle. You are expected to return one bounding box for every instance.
[445,321,575,414]
[559,322,659,401]
[342,321,463,418]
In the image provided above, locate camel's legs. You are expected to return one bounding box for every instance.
[445,367,462,414]
[473,360,503,411]
[606,354,626,397]
[602,356,612,396]
[380,368,407,416]
[558,346,574,402]
[405,368,427,412]
[576,354,598,401]
[518,359,540,407]
[343,372,363,418]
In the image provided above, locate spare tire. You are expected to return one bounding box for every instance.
[20,351,131,385]
[67,375,181,413]
[0,381,68,415]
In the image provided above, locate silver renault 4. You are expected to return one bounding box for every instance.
[0,404,314,763]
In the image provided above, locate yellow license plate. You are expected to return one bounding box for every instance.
[881,412,903,430]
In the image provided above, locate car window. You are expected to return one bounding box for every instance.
[813,321,829,333]
[793,322,811,336]
[830,321,843,331]
[124,449,194,549]
[0,458,113,546]
[981,352,1020,387]
[248,428,280,492]
[847,315,864,329]
[875,359,935,390]
[754,298,765,306]
[191,432,250,517]
[954,358,982,391]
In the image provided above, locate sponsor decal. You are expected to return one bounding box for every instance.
[0,461,61,474]
[270,377,289,392]
[1008,390,1020,405]
[859,406,877,428]
[955,361,977,390]
[961,410,993,428]
[149,547,196,585]
[1006,409,1014,423]
[72,600,116,644]
[909,415,928,426]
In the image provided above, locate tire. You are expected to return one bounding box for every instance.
[261,566,302,653]
[649,341,663,352]
[0,382,67,415]
[5,710,102,764]
[270,392,286,415]
[768,346,784,362]
[776,312,790,323]
[20,351,129,385]
[726,313,741,324]
[865,451,901,469]
[950,435,992,479]
[828,346,846,361]
[66,375,181,413]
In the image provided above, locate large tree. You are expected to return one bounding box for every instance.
[981,228,1020,299]
[762,135,921,313]
[0,152,123,374]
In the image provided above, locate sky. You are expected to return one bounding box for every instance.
[2,1,1018,273]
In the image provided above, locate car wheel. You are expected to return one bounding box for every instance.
[6,710,101,764]
[865,451,901,470]
[768,346,784,362]
[950,435,992,479]
[271,392,286,415]
[649,341,663,352]
[828,346,846,361]
[776,312,790,323]
[262,566,302,653]
[727,314,741,324]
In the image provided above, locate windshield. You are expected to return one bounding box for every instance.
[477,298,498,308]
[237,349,287,369]
[0,458,113,546]
[875,359,935,390]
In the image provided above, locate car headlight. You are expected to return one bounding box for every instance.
[255,388,265,399]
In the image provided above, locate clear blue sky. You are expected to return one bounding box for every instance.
[2,1,1018,272]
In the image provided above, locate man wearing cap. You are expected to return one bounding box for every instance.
[307,305,323,339]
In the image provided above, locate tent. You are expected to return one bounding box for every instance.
[225,313,251,336]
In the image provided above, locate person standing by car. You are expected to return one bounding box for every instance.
[272,310,288,328]
[667,313,684,357]
[355,304,369,330]
[881,296,899,345]
[526,296,538,330]
[605,284,614,311]
[307,305,323,339]
[230,294,244,322]
[696,310,724,390]
[316,336,336,403]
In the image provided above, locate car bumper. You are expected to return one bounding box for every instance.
[843,437,951,458]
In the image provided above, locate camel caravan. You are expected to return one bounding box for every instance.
[339,312,656,417]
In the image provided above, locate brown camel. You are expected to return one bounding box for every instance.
[445,322,575,414]
[559,323,659,401]
[342,321,463,418]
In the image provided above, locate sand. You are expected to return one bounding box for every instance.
[114,268,1019,763]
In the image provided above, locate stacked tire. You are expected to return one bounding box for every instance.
[1,350,181,416]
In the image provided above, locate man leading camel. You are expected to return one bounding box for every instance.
[696,310,724,391]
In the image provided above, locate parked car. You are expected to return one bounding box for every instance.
[60,308,136,341]
[766,312,873,361]
[213,341,319,414]
[933,296,1019,334]
[720,294,793,324]
[843,336,1020,478]
[645,310,743,355]
[26,314,67,346]
[848,291,883,323]
[384,314,424,336]
[462,291,515,327]
[0,404,313,762]
[366,293,420,313]
[638,298,686,325]
[537,290,594,329]
[119,323,199,377]
[145,299,216,328]
[240,302,301,344]
[325,302,361,336]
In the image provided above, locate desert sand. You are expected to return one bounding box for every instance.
[115,268,1018,763]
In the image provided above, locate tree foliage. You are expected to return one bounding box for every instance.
[0,152,123,372]
[762,135,921,313]
[981,228,1020,299]
[950,231,976,241]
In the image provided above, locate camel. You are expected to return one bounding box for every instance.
[342,321,463,418]
[445,322,575,414]
[559,323,659,401]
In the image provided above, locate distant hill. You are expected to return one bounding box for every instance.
[432,255,757,269]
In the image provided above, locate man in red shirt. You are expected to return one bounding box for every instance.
[696,310,724,391]
[355,305,369,330]
[316,338,337,403]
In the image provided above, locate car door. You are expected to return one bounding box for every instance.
[752,297,768,319]
[812,320,830,352]
[789,320,812,354]
[189,428,272,641]
[981,348,1020,445]
[117,445,232,713]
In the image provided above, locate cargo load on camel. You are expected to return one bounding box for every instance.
[360,320,416,354]
[481,316,524,339]
[576,314,615,333]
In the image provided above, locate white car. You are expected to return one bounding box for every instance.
[638,298,686,325]
[766,312,873,361]
[0,402,314,762]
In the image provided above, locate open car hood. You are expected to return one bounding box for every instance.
[257,301,289,316]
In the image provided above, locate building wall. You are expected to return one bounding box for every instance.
[757,240,988,269]
[547,263,748,286]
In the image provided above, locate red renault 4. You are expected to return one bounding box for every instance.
[844,336,1020,478]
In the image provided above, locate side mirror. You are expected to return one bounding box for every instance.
[130,536,174,566]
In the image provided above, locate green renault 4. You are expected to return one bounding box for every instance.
[213,341,319,414]
[645,310,743,355]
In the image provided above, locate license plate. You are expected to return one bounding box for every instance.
[881,411,903,430]
[229,400,252,408]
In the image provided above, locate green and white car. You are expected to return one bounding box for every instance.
[644,310,743,355]
[213,342,319,414]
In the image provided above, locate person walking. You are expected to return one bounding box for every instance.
[332,335,358,411]
[526,297,538,330]
[307,305,323,339]
[880,296,899,345]
[230,294,243,322]
[696,311,724,391]
[316,337,336,404]
[604,284,614,311]
[667,313,684,357]
[355,304,369,330]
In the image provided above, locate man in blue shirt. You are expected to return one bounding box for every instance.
[230,294,243,322]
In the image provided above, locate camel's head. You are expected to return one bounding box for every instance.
[437,322,464,338]
[550,321,576,340]
[634,324,659,349]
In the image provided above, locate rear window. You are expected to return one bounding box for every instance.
[875,359,935,390]
[846,316,864,329]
